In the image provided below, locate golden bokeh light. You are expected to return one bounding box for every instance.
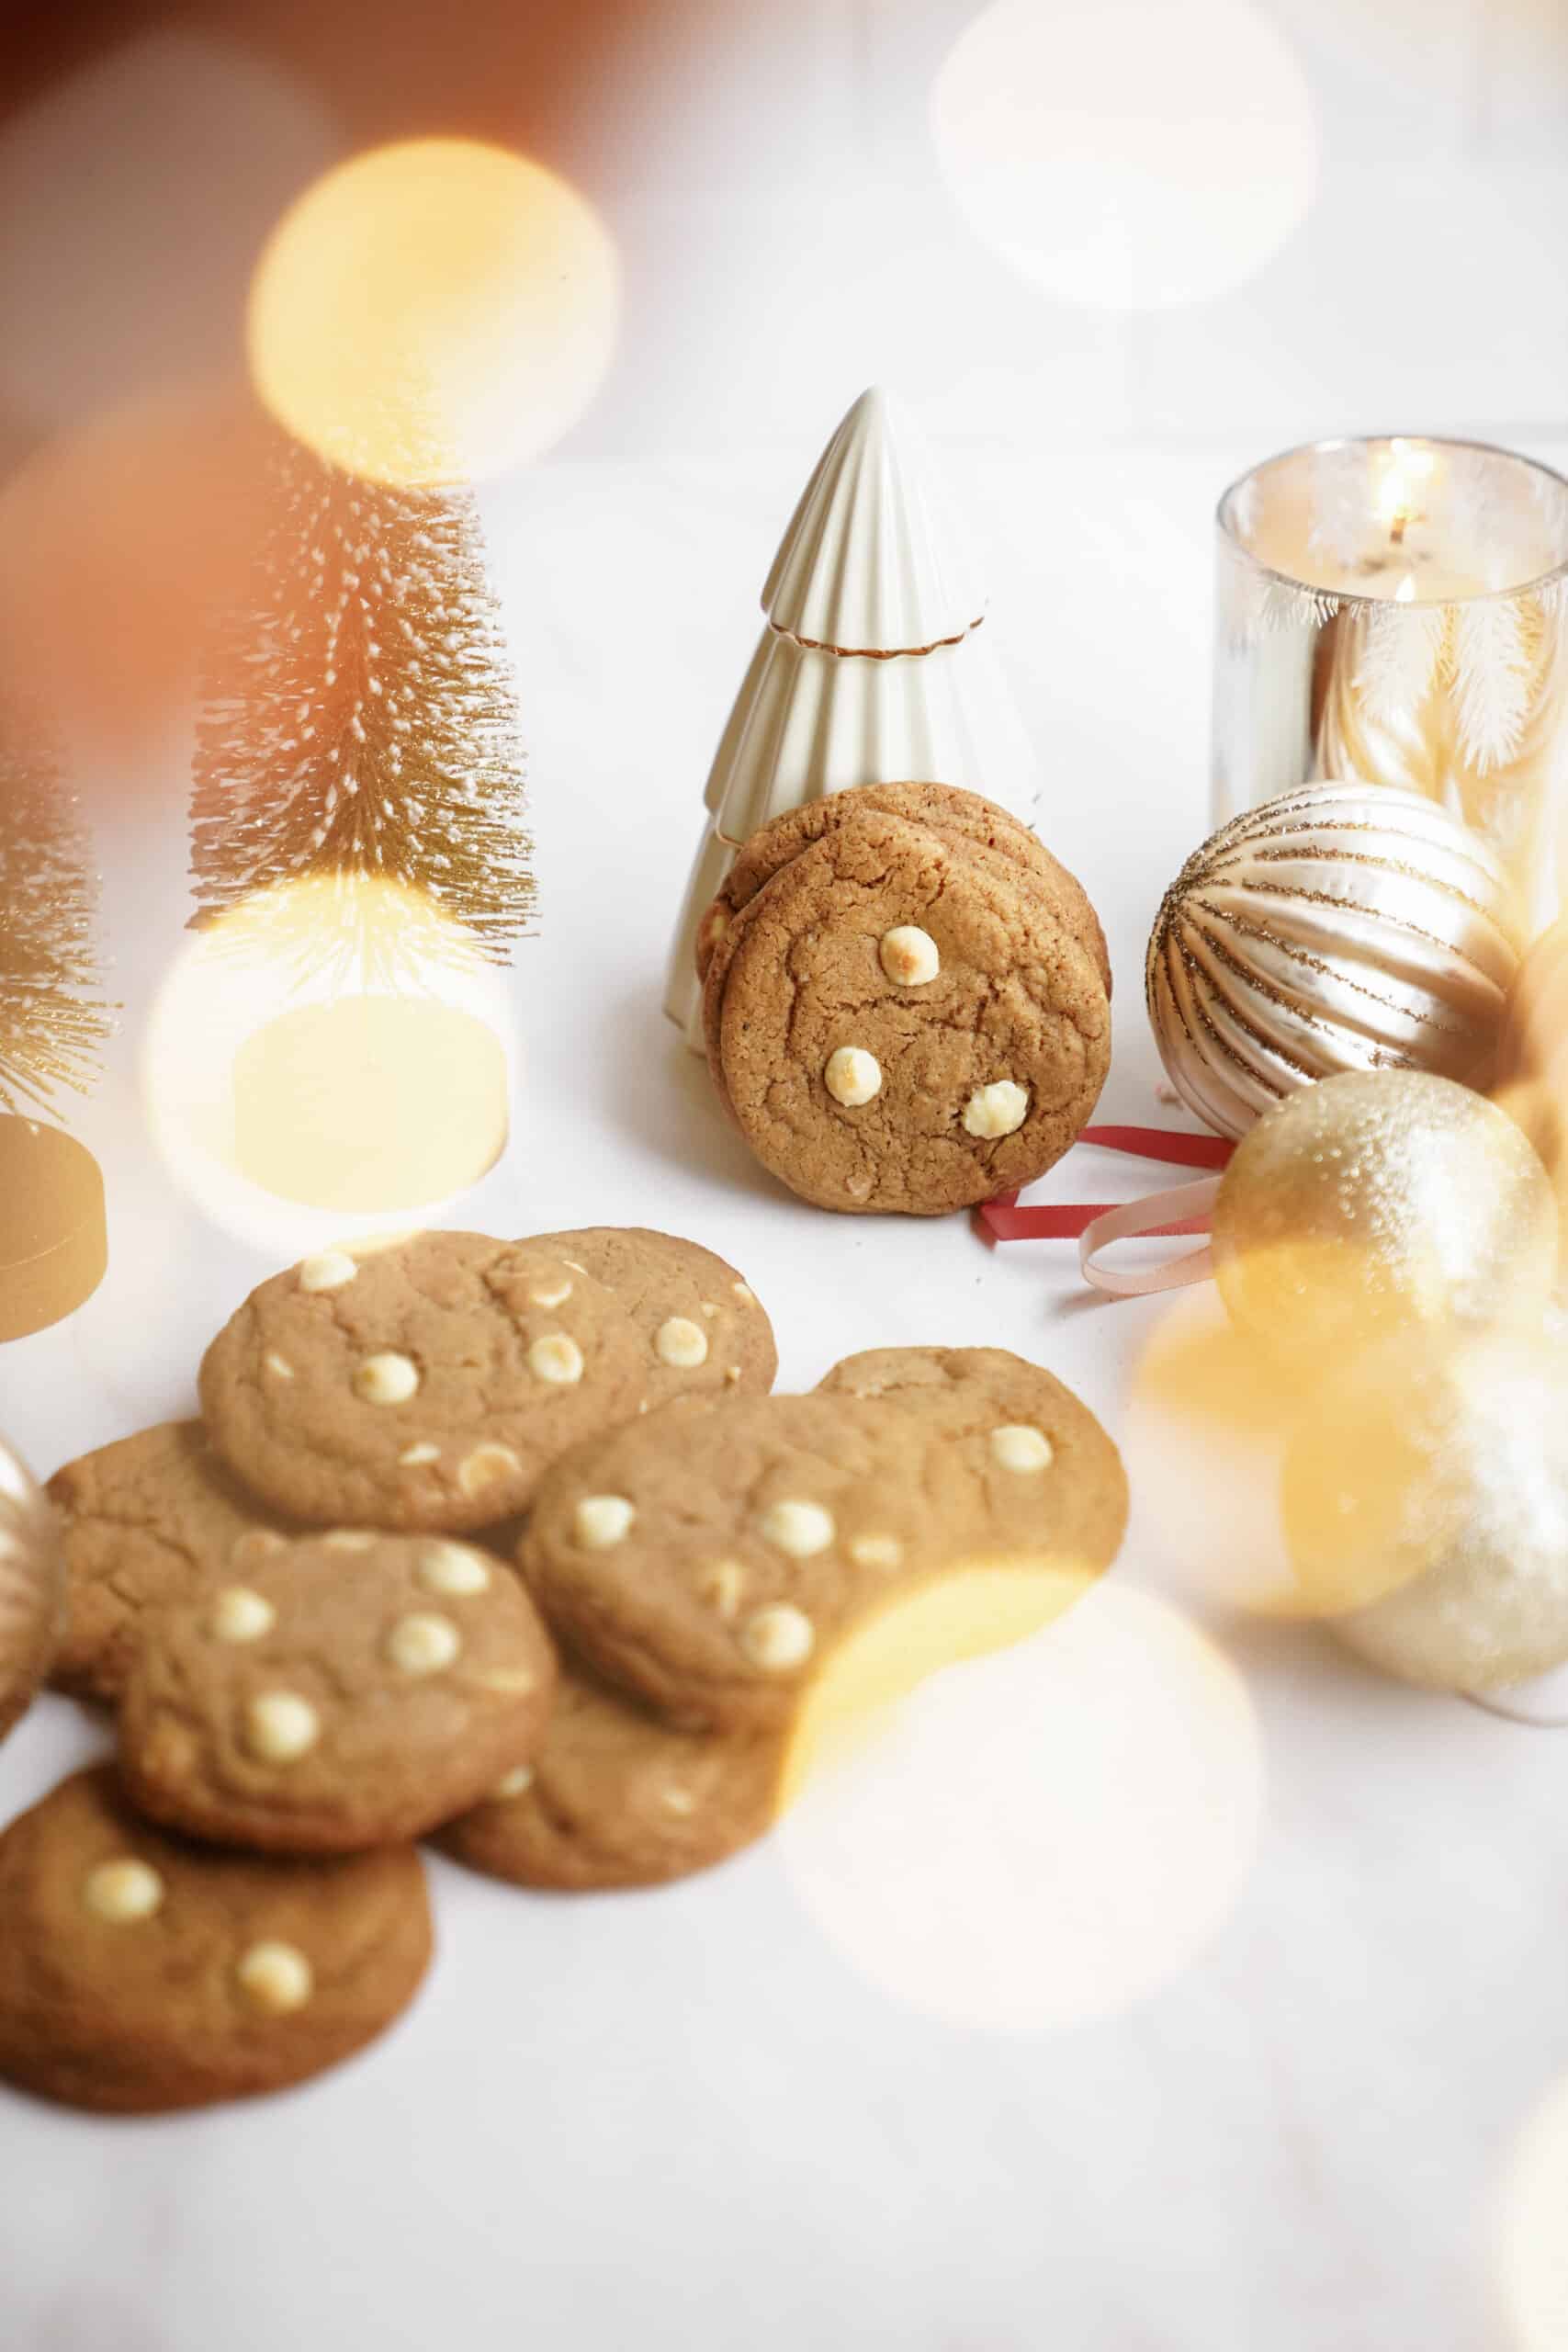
[247,138,619,487]
[776,1577,1263,2032]
[930,0,1318,312]
[1496,2075,1568,2349]
[142,875,515,1253]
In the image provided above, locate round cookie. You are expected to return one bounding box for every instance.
[118,1531,558,1854]
[0,1767,433,2113]
[0,1436,63,1746]
[199,1232,648,1532]
[520,1391,976,1732]
[817,1346,1129,1577]
[437,1663,784,1891]
[538,1227,777,1408]
[713,811,1111,1215]
[47,1420,295,1707]
[696,782,1111,999]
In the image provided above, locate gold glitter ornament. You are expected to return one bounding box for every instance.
[1495,911,1568,1205]
[1212,1069,1556,1376]
[1147,781,1520,1140]
[1283,1327,1568,1690]
[0,1431,63,1743]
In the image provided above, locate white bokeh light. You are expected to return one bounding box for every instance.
[931,0,1319,311]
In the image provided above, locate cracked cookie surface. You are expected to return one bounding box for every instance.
[199,1232,648,1531]
[711,811,1111,1215]
[118,1530,558,1852]
[0,1766,433,2113]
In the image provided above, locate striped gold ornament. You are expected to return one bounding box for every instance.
[1147,781,1521,1140]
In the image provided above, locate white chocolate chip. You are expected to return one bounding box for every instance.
[700,1301,719,1319]
[963,1080,1030,1140]
[264,1351,295,1381]
[477,1667,538,1695]
[492,1765,535,1801]
[529,1279,573,1308]
[655,1316,708,1370]
[732,1282,757,1306]
[528,1333,584,1385]
[416,1541,491,1597]
[849,1533,904,1571]
[235,1940,314,2016]
[879,924,941,986]
[386,1613,461,1675]
[990,1423,1055,1473]
[824,1046,883,1108]
[758,1498,835,1558]
[457,1442,522,1498]
[700,1560,746,1619]
[662,1786,696,1815]
[353,1351,420,1405]
[321,1529,376,1552]
[575,1494,636,1550]
[209,1587,277,1645]
[400,1442,441,1468]
[82,1859,164,1924]
[244,1691,321,1763]
[724,1365,742,1385]
[231,1530,288,1570]
[299,1250,357,1294]
[740,1602,816,1671]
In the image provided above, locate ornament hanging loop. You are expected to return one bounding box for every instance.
[1078,1177,1221,1298]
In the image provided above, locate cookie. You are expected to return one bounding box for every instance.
[538,1227,777,1408]
[0,1767,433,2113]
[710,809,1111,1215]
[437,1662,783,1891]
[695,782,1111,999]
[118,1531,558,1853]
[520,1391,982,1732]
[816,1347,1128,1576]
[0,1436,63,1745]
[47,1420,294,1707]
[199,1232,648,1532]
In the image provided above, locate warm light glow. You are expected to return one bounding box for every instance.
[248,139,619,487]
[777,1577,1263,2031]
[1497,2075,1568,2348]
[930,0,1318,311]
[142,876,515,1252]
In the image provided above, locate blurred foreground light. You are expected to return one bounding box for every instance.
[1497,2075,1568,2349]
[777,1574,1262,2031]
[248,139,619,487]
[930,0,1318,311]
[142,876,514,1253]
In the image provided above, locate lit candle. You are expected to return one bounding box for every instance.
[1213,436,1568,925]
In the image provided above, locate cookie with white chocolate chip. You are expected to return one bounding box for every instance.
[0,1766,433,2112]
[46,1420,296,1707]
[519,1391,994,1733]
[437,1661,784,1891]
[118,1530,558,1853]
[199,1232,647,1532]
[708,809,1111,1215]
[816,1347,1129,1578]
[536,1227,777,1408]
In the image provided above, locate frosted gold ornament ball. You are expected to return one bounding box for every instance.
[1283,1329,1568,1690]
[1212,1069,1556,1376]
[1146,781,1519,1141]
[0,1431,63,1744]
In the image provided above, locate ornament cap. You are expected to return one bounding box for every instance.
[761,386,987,654]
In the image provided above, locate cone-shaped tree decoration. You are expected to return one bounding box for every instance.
[0,694,112,1338]
[663,386,1042,1049]
[190,426,532,982]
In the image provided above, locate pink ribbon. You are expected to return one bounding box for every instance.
[973,1123,1235,1299]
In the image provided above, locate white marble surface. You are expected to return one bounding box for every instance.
[2,441,1565,2352]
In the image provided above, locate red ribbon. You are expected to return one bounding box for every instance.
[973,1124,1235,1248]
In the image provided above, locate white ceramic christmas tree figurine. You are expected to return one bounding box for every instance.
[662,385,1041,1048]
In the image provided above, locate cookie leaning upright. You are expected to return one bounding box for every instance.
[706,807,1111,1215]
[199,1232,648,1532]
[0,1767,433,2114]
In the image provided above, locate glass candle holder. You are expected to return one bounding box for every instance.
[1213,436,1568,930]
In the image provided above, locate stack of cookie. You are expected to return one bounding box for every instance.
[695,783,1113,1215]
[0,1225,1127,2115]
